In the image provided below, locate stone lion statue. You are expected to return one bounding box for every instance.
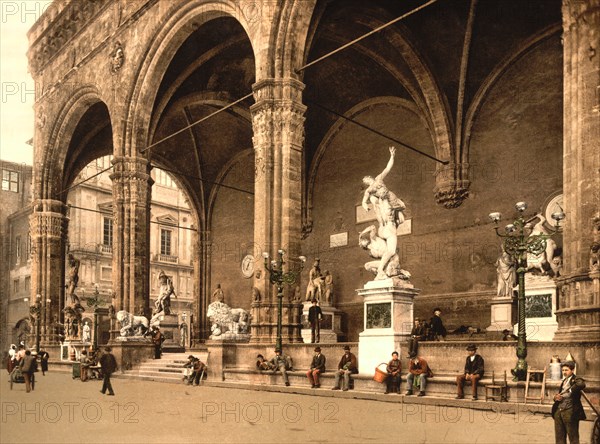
[206,301,251,337]
[116,310,149,337]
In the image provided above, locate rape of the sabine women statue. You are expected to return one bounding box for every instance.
[150,270,176,327]
[359,146,410,282]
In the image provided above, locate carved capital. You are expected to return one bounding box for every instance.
[433,163,470,208]
[30,209,68,240]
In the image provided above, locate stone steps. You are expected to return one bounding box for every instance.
[121,351,209,383]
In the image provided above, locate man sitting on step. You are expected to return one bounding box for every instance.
[188,357,207,386]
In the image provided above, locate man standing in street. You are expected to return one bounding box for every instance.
[20,350,37,393]
[308,299,323,343]
[99,346,117,396]
[552,361,586,444]
[152,327,164,359]
[455,344,484,400]
[332,346,358,391]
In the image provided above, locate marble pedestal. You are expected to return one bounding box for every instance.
[357,279,419,375]
[301,302,342,343]
[513,275,559,341]
[486,295,516,333]
[60,340,85,361]
[156,313,184,353]
[109,338,154,372]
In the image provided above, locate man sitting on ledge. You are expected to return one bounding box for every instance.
[332,346,358,391]
[456,344,484,400]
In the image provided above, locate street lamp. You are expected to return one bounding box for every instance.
[29,294,42,353]
[262,250,306,350]
[489,201,564,381]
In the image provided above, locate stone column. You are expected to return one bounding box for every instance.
[249,78,306,344]
[554,0,600,340]
[29,199,68,345]
[109,156,153,320]
[198,230,211,341]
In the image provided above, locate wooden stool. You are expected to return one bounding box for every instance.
[524,367,547,404]
[485,371,508,402]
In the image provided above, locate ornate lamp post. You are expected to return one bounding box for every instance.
[30,294,42,353]
[262,250,306,350]
[86,284,104,350]
[489,201,564,381]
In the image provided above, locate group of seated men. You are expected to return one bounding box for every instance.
[255,343,490,400]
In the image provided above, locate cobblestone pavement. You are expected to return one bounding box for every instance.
[0,373,594,443]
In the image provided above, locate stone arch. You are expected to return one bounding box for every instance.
[125,0,258,158]
[267,0,317,79]
[39,85,107,201]
[304,96,428,235]
[462,24,561,164]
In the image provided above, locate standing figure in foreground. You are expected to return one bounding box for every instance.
[552,361,586,444]
[99,346,117,396]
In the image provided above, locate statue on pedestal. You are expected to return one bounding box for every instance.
[305,259,324,301]
[66,254,81,306]
[496,248,516,298]
[151,270,176,327]
[360,146,410,281]
[82,321,91,342]
[323,270,333,305]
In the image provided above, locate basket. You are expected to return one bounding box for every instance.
[373,363,388,383]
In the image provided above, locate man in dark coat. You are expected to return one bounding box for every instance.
[429,308,446,340]
[308,299,323,343]
[99,346,117,396]
[39,350,49,376]
[152,327,164,359]
[20,350,37,393]
[455,344,484,400]
[306,346,326,388]
[331,346,358,391]
[552,361,586,444]
[407,318,427,354]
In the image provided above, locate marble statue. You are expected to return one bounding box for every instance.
[496,248,516,297]
[323,270,333,304]
[359,225,410,280]
[116,310,149,337]
[526,213,558,275]
[154,270,175,315]
[206,301,251,338]
[66,254,81,305]
[82,321,91,342]
[305,259,324,301]
[361,146,407,280]
[212,283,225,302]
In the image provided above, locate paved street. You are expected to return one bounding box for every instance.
[0,372,594,443]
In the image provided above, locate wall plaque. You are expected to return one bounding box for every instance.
[330,232,348,248]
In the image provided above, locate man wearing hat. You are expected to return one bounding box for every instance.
[455,344,484,400]
[429,308,446,341]
[332,346,358,391]
[99,346,117,396]
[151,327,164,359]
[408,318,426,355]
[270,348,292,386]
[406,351,433,397]
[306,346,326,388]
[308,299,323,343]
[552,361,586,444]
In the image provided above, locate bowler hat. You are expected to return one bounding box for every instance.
[343,346,350,351]
[466,344,477,351]
[408,351,417,358]
[275,348,282,353]
[314,347,321,352]
[433,307,441,313]
[311,299,317,303]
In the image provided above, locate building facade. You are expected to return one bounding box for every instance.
[23,0,599,352]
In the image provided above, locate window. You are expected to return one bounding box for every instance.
[15,236,21,259]
[103,218,113,247]
[155,169,176,188]
[2,169,19,192]
[95,155,113,170]
[13,279,19,294]
[160,229,172,255]
[24,277,30,292]
[27,233,32,257]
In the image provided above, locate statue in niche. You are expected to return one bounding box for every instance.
[305,259,324,301]
[82,321,91,342]
[496,247,516,298]
[361,146,408,280]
